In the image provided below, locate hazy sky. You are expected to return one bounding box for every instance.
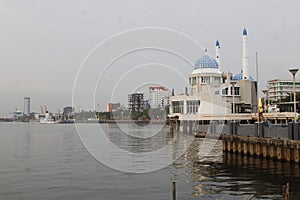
[0,0,299,116]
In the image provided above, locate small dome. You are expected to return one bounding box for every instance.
[216,40,220,46]
[243,28,247,36]
[232,72,254,81]
[195,55,219,69]
[232,73,243,80]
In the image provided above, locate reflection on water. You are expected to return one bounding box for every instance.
[105,123,173,153]
[1,123,300,199]
[172,138,300,200]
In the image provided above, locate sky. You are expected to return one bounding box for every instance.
[0,0,300,116]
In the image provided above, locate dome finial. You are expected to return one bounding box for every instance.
[204,48,208,55]
[243,28,247,36]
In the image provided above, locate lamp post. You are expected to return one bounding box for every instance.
[230,81,237,122]
[289,68,299,121]
[265,85,270,108]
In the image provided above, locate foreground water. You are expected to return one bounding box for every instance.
[0,122,300,200]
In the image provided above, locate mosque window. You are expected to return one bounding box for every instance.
[230,87,240,95]
[222,88,228,95]
[190,77,197,84]
[214,77,221,83]
[222,87,239,96]
[201,76,210,83]
[234,87,240,95]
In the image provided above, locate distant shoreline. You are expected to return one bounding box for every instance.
[0,118,14,122]
[0,118,168,125]
[98,119,166,124]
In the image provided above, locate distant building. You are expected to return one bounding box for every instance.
[268,79,300,102]
[128,93,144,112]
[11,110,23,120]
[63,106,74,115]
[148,86,170,108]
[107,103,121,112]
[24,97,30,116]
[142,100,150,110]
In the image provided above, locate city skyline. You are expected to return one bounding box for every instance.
[1,0,299,116]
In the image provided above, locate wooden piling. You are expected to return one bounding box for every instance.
[172,181,176,200]
[221,135,300,163]
[255,139,261,157]
[282,182,289,200]
[238,141,242,154]
[243,139,248,155]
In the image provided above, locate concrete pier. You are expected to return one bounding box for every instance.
[169,115,300,164]
[222,135,300,163]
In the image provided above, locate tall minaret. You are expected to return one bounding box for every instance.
[242,28,249,79]
[215,40,220,67]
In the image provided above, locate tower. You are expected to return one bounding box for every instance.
[242,28,249,79]
[24,97,30,116]
[215,40,220,66]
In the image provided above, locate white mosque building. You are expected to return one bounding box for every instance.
[168,28,257,121]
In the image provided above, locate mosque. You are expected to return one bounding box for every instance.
[168,28,258,120]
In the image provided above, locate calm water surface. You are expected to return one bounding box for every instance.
[0,122,300,200]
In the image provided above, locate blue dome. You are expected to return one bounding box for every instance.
[232,72,254,81]
[232,73,243,80]
[216,40,220,46]
[195,55,219,69]
[243,28,247,36]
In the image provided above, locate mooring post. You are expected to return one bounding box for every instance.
[282,182,289,200]
[172,181,176,200]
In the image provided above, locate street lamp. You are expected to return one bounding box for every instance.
[230,81,237,121]
[289,68,299,121]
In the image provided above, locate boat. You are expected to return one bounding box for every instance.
[39,112,58,124]
[59,119,75,124]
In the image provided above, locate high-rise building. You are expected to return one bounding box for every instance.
[268,79,300,102]
[148,86,170,108]
[128,93,144,112]
[24,97,30,116]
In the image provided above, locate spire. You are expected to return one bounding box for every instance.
[243,28,247,36]
[215,40,221,67]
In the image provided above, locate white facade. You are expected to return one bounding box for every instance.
[169,29,257,120]
[148,86,170,108]
[24,97,30,116]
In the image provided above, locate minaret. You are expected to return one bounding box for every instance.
[242,28,249,79]
[215,40,220,67]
